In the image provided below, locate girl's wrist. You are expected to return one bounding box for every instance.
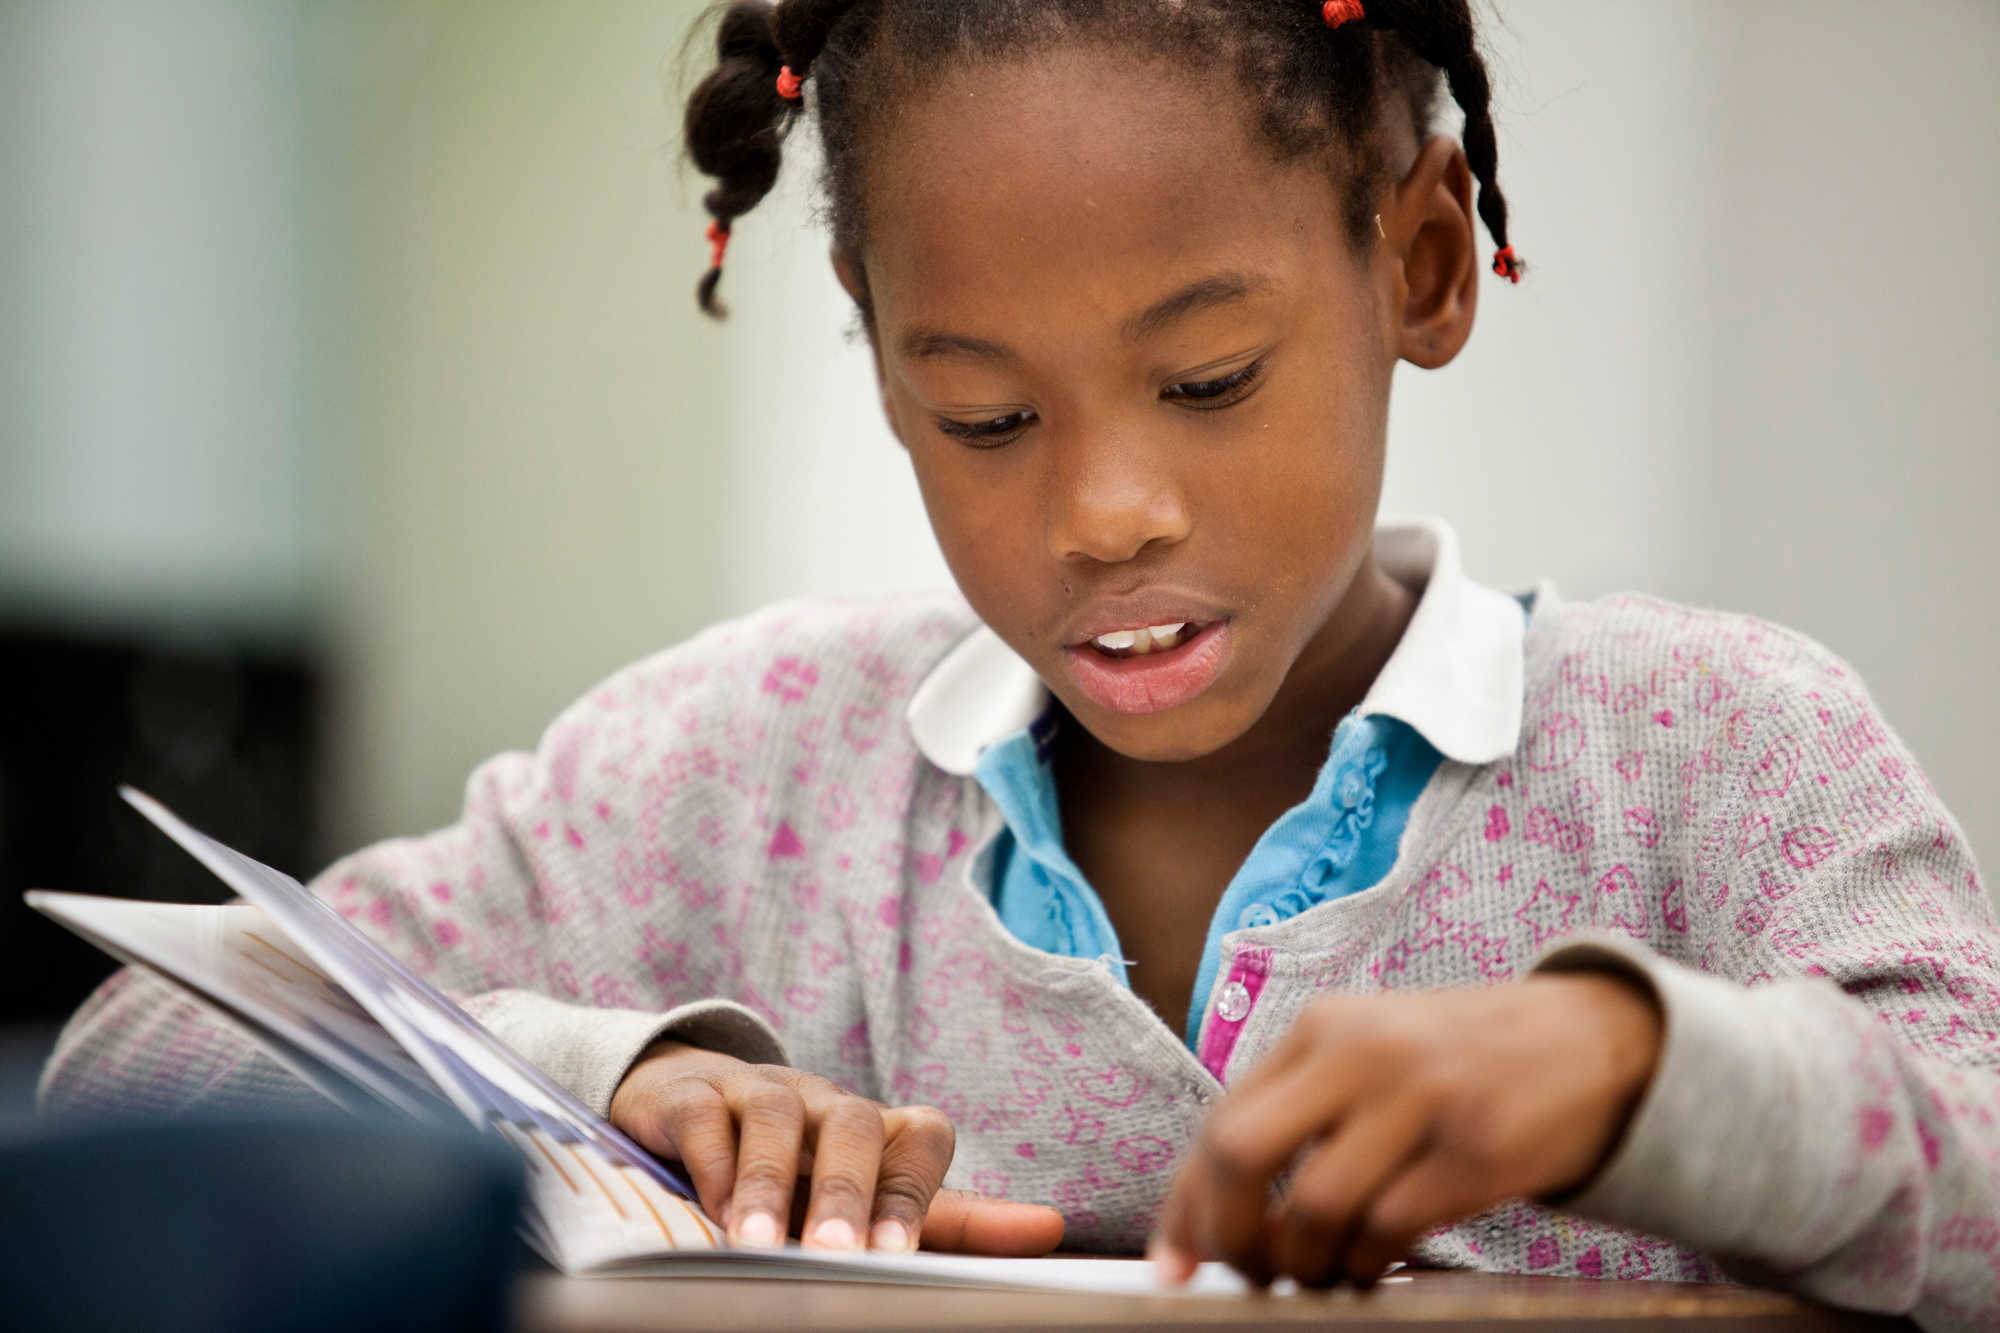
[1530,970,1664,1193]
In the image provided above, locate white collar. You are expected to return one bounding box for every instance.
[906,516,1525,776]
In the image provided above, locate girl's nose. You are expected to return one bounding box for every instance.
[1045,431,1193,566]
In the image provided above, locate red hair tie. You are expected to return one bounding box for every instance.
[775,66,804,101]
[1322,0,1365,27]
[1491,245,1523,283]
[706,219,731,270]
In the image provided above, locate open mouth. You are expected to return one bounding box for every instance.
[1084,621,1205,658]
[1063,619,1232,715]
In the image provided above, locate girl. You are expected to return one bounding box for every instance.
[42,0,1999,1324]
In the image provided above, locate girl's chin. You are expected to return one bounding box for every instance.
[1059,620,1233,717]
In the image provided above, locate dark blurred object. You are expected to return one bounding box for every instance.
[0,1113,526,1333]
[0,627,321,1024]
[0,1024,62,1136]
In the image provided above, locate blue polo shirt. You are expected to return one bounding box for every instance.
[974,708,1443,1049]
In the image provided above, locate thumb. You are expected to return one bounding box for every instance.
[919,1189,1066,1256]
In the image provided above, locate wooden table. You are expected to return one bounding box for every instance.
[514,1268,1917,1332]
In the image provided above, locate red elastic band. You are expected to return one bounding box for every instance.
[1492,244,1522,283]
[1322,0,1365,27]
[706,220,731,270]
[775,66,803,101]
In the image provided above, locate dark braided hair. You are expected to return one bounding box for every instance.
[683,0,1520,319]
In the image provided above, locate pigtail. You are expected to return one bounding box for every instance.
[684,1,795,317]
[771,0,855,77]
[1347,1,1523,281]
[682,0,866,316]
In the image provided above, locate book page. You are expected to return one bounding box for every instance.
[115,788,719,1271]
[26,891,450,1120]
[597,1251,1255,1294]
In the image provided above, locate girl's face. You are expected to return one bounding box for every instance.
[848,48,1476,763]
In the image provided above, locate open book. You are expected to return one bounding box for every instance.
[28,790,1247,1294]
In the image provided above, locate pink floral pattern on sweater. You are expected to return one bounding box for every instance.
[39,590,2000,1328]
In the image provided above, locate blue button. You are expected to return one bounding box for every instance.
[1237,902,1281,930]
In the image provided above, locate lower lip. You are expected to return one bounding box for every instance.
[1061,621,1233,716]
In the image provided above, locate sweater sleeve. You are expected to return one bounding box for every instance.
[466,991,787,1115]
[1536,644,2000,1332]
[40,630,790,1122]
[40,964,785,1120]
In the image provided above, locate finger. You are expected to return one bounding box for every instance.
[1349,1152,1498,1282]
[919,1189,1066,1256]
[1152,1130,1262,1284]
[1199,1053,1370,1185]
[1148,1170,1201,1286]
[1167,1137,1276,1286]
[727,1080,808,1247]
[1181,1059,1371,1284]
[798,1094,886,1250]
[1269,1098,1430,1286]
[647,1076,741,1225]
[866,1105,955,1253]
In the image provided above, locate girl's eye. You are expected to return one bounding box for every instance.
[1161,358,1265,408]
[935,410,1036,445]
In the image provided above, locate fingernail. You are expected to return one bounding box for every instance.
[736,1211,782,1248]
[869,1219,912,1253]
[810,1218,858,1250]
[1148,1237,1195,1283]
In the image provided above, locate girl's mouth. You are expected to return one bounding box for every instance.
[1085,621,1196,657]
[1062,619,1232,715]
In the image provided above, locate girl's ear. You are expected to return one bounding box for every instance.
[1381,135,1480,371]
[831,244,867,310]
[831,246,906,448]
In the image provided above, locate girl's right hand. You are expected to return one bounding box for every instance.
[608,1039,1066,1256]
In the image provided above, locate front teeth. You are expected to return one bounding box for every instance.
[1091,622,1190,656]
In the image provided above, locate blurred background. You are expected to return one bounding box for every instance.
[1,0,1995,1112]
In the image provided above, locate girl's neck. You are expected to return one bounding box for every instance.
[1050,555,1417,1027]
[1064,554,1417,799]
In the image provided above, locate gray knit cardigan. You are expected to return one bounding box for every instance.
[39,587,2000,1329]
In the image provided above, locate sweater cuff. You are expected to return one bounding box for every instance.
[1530,934,1854,1260]
[474,993,790,1117]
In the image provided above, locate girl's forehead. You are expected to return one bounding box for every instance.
[871,48,1267,194]
[861,51,1345,314]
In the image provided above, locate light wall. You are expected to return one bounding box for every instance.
[0,0,311,643]
[302,0,738,847]
[717,139,953,615]
[1692,2,1998,878]
[1381,0,2000,869]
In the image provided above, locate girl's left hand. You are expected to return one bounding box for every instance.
[1151,971,1663,1287]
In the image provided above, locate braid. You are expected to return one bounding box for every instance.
[680,0,1527,312]
[683,1,795,316]
[1360,1,1520,279]
[771,0,856,76]
[683,0,871,316]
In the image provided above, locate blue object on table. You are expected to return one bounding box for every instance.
[0,1112,526,1333]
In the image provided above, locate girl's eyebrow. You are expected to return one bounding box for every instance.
[1122,273,1268,342]
[895,272,1268,365]
[898,328,1020,364]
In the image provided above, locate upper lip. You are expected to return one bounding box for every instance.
[1061,589,1232,647]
